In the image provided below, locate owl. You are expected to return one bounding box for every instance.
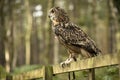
[48,7,101,67]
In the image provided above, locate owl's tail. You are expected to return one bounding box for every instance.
[84,44,102,57]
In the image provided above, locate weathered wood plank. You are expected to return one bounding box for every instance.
[11,68,43,80]
[53,53,119,74]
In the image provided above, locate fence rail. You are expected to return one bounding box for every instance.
[6,53,120,80]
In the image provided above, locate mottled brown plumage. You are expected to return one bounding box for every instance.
[48,7,101,67]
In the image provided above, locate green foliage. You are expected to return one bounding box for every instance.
[0,65,7,79]
[12,65,42,74]
[95,66,119,80]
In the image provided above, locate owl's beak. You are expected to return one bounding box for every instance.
[48,13,51,18]
[48,13,55,21]
[48,15,50,18]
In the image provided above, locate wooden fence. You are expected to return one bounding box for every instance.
[6,53,120,80]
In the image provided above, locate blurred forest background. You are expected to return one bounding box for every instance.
[0,0,120,80]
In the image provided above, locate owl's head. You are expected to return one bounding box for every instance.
[48,7,69,25]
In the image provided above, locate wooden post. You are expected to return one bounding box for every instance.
[68,71,75,80]
[6,75,12,80]
[118,52,120,80]
[68,72,71,80]
[43,66,53,80]
[72,72,75,80]
[88,69,95,80]
[119,65,120,80]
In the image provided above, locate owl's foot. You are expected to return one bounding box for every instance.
[60,58,74,68]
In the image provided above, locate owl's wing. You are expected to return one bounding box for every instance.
[55,23,101,55]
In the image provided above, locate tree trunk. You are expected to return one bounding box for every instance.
[16,8,26,66]
[7,0,15,72]
[30,17,40,64]
[107,0,118,53]
[45,0,55,64]
[53,38,59,64]
[0,0,6,67]
[113,0,120,53]
[92,0,109,54]
[23,0,32,65]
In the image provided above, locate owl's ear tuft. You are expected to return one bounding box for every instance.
[54,6,60,10]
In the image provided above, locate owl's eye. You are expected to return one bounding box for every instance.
[51,10,54,13]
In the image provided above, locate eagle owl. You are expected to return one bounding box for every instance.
[48,7,101,67]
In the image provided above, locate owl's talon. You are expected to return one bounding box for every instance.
[60,61,70,68]
[60,58,73,68]
[60,62,66,68]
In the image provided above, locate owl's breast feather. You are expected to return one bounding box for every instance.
[52,25,61,36]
